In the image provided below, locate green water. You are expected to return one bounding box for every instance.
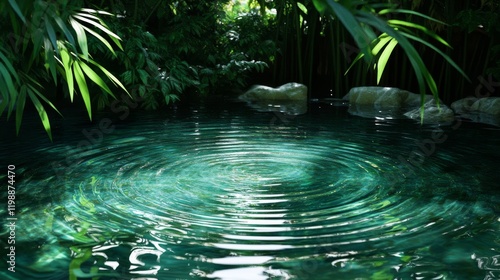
[1,101,499,279]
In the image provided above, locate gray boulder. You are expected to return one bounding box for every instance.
[343,86,435,109]
[451,97,500,126]
[343,86,410,107]
[451,97,479,114]
[344,86,447,123]
[239,82,307,102]
[403,92,435,108]
[404,99,454,123]
[469,97,500,115]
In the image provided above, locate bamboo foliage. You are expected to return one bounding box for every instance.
[0,0,127,140]
[313,0,469,117]
[263,0,485,105]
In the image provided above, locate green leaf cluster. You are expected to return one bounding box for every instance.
[310,0,470,121]
[0,0,127,140]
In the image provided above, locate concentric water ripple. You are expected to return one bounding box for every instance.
[1,105,499,279]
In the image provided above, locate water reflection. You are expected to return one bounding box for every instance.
[0,104,499,279]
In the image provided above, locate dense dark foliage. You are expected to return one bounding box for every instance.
[1,0,498,138]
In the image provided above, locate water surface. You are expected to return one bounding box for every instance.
[1,101,499,279]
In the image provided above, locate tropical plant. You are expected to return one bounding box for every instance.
[0,0,127,140]
[312,0,469,115]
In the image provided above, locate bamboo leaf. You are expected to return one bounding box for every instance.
[387,19,451,48]
[60,46,75,101]
[86,59,130,96]
[73,14,121,40]
[44,17,59,52]
[323,0,374,62]
[69,18,88,60]
[297,2,308,15]
[371,33,392,56]
[27,91,53,141]
[356,11,427,95]
[80,25,116,55]
[54,17,76,50]
[77,12,118,45]
[344,52,365,75]
[0,63,18,117]
[0,48,19,84]
[79,62,115,98]
[25,77,62,116]
[73,62,92,120]
[379,9,448,26]
[28,30,44,70]
[44,38,58,84]
[402,33,470,82]
[8,0,26,23]
[0,93,8,117]
[80,8,114,16]
[377,38,398,84]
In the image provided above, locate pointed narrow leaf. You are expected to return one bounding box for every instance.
[325,0,374,61]
[25,76,62,116]
[60,46,75,101]
[379,9,447,25]
[79,62,115,98]
[377,38,398,84]
[72,15,121,40]
[54,17,76,49]
[80,25,116,55]
[27,91,53,141]
[44,17,59,51]
[345,52,365,75]
[86,59,130,96]
[80,8,113,16]
[357,11,428,94]
[0,64,18,116]
[371,33,392,56]
[0,49,20,83]
[69,18,88,60]
[8,0,26,23]
[0,94,8,116]
[73,62,92,120]
[297,2,307,15]
[388,19,451,47]
[44,38,58,84]
[402,33,470,82]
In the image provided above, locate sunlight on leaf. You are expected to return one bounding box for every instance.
[79,62,115,98]
[69,18,89,60]
[377,38,398,84]
[73,61,92,120]
[60,45,75,102]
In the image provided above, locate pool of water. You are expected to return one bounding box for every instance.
[1,100,499,279]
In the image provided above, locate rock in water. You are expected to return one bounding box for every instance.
[343,86,435,108]
[469,97,500,115]
[344,86,410,107]
[404,99,454,123]
[343,86,453,123]
[450,97,478,114]
[239,83,307,102]
[451,97,500,126]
